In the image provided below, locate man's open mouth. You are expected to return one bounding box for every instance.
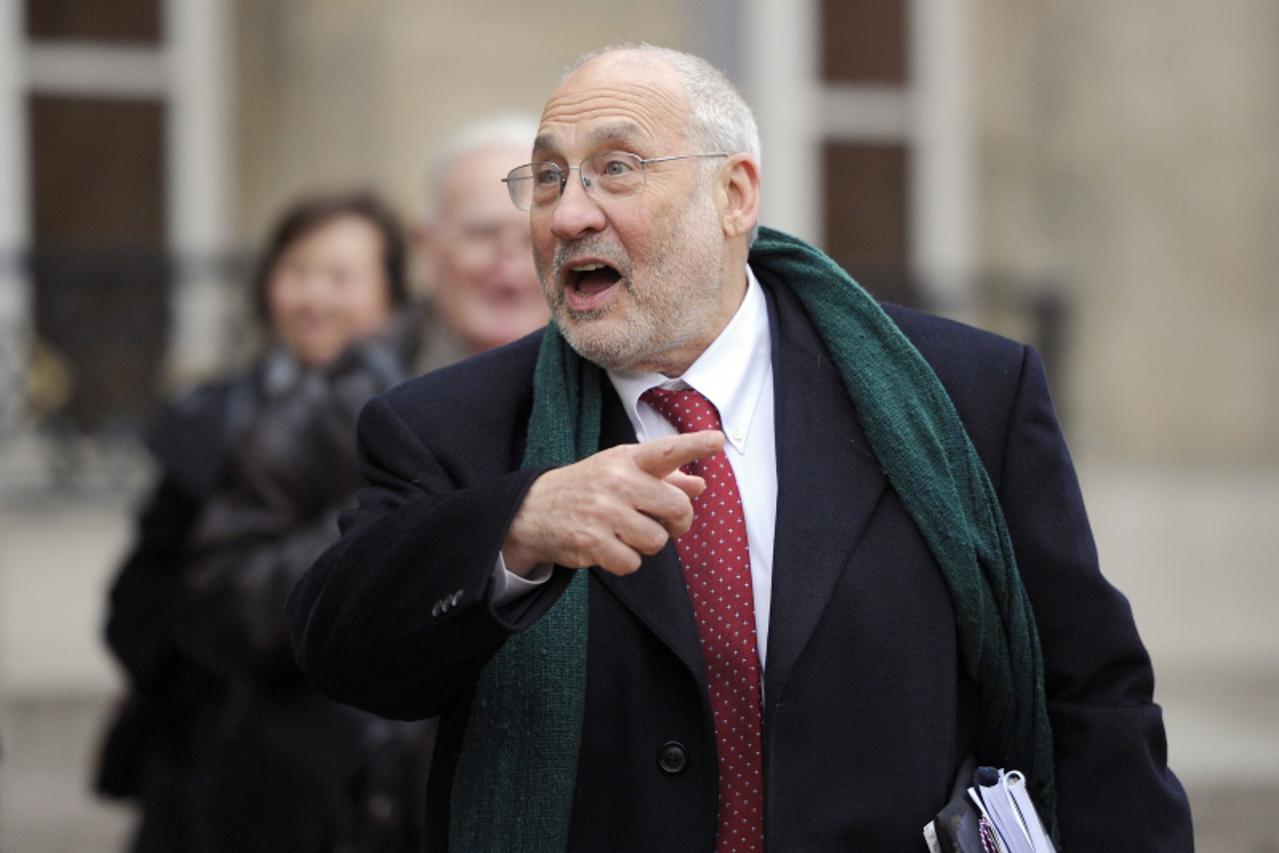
[565,261,622,310]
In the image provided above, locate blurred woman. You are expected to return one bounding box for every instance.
[99,193,430,853]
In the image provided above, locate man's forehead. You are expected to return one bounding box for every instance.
[533,120,651,155]
[450,143,525,179]
[534,53,688,156]
[439,144,526,215]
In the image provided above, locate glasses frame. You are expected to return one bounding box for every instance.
[502,151,729,211]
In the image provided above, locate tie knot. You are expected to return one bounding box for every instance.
[640,386,723,434]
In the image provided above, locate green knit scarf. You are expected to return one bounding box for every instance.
[449,227,1057,850]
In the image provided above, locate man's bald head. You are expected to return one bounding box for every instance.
[563,45,761,194]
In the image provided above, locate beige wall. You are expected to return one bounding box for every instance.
[976,0,1279,466]
[233,0,696,247]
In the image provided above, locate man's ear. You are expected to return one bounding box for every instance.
[413,221,441,297]
[716,154,760,240]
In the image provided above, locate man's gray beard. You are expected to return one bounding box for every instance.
[538,199,726,373]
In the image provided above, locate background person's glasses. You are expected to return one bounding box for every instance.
[445,221,532,268]
[503,151,728,211]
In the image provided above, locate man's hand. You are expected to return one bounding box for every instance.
[502,430,724,576]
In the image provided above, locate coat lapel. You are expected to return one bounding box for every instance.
[590,387,707,684]
[759,270,888,709]
[585,271,892,701]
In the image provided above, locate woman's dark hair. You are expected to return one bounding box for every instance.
[251,191,409,324]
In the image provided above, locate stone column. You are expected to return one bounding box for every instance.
[740,0,821,243]
[164,0,233,387]
[910,0,977,305]
[0,0,30,433]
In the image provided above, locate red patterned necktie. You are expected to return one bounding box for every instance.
[640,386,764,853]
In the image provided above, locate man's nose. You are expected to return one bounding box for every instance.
[549,171,607,240]
[494,227,532,261]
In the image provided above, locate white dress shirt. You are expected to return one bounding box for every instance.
[493,266,777,668]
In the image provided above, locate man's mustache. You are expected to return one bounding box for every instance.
[550,238,629,282]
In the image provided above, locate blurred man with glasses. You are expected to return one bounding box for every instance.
[414,116,549,371]
[291,44,1191,852]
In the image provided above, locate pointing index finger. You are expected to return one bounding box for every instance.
[632,430,724,478]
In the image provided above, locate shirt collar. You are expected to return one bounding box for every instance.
[608,264,772,454]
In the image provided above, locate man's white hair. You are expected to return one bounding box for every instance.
[564,44,761,241]
[427,115,538,216]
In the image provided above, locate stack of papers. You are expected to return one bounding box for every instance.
[924,766,1055,853]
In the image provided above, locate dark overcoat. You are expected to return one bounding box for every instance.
[289,267,1192,851]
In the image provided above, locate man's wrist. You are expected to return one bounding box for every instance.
[502,469,554,574]
[500,542,542,576]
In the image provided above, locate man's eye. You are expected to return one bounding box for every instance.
[533,165,562,185]
[600,158,635,177]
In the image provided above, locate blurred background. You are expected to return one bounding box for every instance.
[0,0,1275,849]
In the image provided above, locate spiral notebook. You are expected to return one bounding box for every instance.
[924,765,1056,853]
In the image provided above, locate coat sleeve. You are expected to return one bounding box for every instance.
[170,498,342,683]
[286,392,571,721]
[169,364,372,683]
[104,476,205,689]
[997,345,1193,850]
[104,381,237,689]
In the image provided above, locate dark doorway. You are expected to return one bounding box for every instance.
[29,95,169,433]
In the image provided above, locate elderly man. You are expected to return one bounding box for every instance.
[289,45,1192,851]
[414,117,550,370]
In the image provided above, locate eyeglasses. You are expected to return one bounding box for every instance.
[502,151,728,211]
[444,220,532,268]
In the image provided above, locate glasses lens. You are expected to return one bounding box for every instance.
[529,163,566,209]
[504,165,536,210]
[585,152,644,198]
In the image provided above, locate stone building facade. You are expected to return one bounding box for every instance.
[0,1,1276,847]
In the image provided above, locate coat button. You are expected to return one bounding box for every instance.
[658,741,688,775]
